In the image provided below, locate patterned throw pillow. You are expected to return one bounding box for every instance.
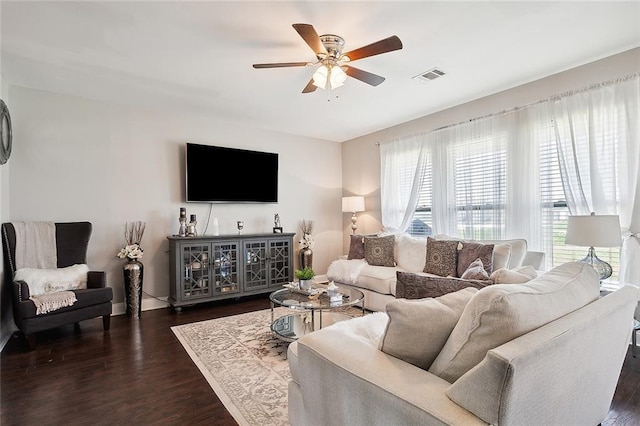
[347,234,366,260]
[364,235,395,267]
[457,242,494,277]
[424,237,459,276]
[460,258,490,280]
[396,271,491,299]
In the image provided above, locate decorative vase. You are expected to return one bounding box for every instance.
[123,259,143,318]
[299,247,313,270]
[299,279,313,291]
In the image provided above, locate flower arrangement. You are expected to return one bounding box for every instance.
[298,219,315,249]
[117,221,146,260]
[295,267,315,280]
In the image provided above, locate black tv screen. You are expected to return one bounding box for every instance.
[185,143,278,203]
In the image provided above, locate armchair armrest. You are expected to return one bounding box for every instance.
[13,280,31,301]
[87,271,107,289]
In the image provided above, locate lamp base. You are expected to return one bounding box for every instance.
[578,247,612,281]
[350,213,358,234]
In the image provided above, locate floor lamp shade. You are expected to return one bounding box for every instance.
[342,196,365,234]
[565,213,621,280]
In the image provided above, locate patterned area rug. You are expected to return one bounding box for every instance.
[171,307,361,426]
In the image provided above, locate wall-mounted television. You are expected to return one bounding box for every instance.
[185,143,278,203]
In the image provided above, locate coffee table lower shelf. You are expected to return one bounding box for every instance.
[270,312,354,342]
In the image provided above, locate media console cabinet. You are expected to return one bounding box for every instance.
[167,233,295,312]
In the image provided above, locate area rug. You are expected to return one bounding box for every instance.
[171,307,362,426]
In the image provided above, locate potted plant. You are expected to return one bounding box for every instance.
[295,267,315,291]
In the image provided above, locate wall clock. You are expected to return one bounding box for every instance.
[1,99,12,165]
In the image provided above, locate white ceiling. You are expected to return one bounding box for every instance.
[2,1,639,142]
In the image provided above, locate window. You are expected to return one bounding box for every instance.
[405,117,619,276]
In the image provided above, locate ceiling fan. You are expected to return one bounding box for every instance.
[253,23,403,93]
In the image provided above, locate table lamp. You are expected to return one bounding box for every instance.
[565,212,621,280]
[342,196,365,234]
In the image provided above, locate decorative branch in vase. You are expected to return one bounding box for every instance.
[298,219,314,270]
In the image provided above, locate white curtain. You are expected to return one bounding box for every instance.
[423,112,543,248]
[552,75,640,285]
[379,135,428,232]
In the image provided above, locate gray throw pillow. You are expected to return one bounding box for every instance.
[424,237,459,276]
[347,234,366,260]
[460,258,490,280]
[457,242,494,277]
[381,287,478,370]
[396,271,491,299]
[364,235,395,267]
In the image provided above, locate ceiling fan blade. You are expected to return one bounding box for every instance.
[342,35,403,61]
[344,66,385,86]
[292,23,328,56]
[253,62,309,69]
[302,79,318,93]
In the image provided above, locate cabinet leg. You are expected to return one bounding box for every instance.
[174,306,183,313]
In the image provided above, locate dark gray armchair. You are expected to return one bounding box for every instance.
[1,221,113,350]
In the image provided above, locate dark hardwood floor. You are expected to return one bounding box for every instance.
[1,294,639,425]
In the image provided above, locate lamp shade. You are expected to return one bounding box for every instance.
[342,196,365,213]
[565,214,622,247]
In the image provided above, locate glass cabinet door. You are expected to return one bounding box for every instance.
[244,240,268,291]
[181,244,212,300]
[212,241,241,295]
[269,238,292,288]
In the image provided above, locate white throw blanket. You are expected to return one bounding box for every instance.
[326,259,367,285]
[13,221,57,269]
[30,291,77,315]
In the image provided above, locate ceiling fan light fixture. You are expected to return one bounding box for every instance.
[312,65,329,89]
[330,65,347,88]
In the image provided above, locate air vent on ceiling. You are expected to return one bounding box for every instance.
[413,68,446,83]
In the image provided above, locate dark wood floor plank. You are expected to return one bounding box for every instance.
[2,294,639,425]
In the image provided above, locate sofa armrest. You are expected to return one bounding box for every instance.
[87,271,107,289]
[521,251,545,270]
[295,326,487,426]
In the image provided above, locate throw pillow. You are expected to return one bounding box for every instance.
[424,237,459,276]
[457,242,494,277]
[394,233,427,272]
[492,243,512,270]
[380,287,478,370]
[460,258,490,280]
[490,265,537,284]
[364,235,395,267]
[14,264,90,296]
[428,262,600,383]
[347,234,366,260]
[395,271,492,299]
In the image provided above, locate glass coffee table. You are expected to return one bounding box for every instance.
[269,286,365,342]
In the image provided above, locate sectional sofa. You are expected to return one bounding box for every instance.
[288,262,639,425]
[326,232,545,311]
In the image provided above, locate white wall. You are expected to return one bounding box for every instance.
[7,86,343,313]
[1,73,15,347]
[341,47,640,252]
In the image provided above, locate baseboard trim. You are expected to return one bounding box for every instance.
[112,297,170,316]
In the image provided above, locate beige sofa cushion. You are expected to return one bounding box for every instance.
[428,262,600,383]
[490,265,538,283]
[357,265,399,294]
[381,287,478,370]
[473,238,527,268]
[492,243,512,270]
